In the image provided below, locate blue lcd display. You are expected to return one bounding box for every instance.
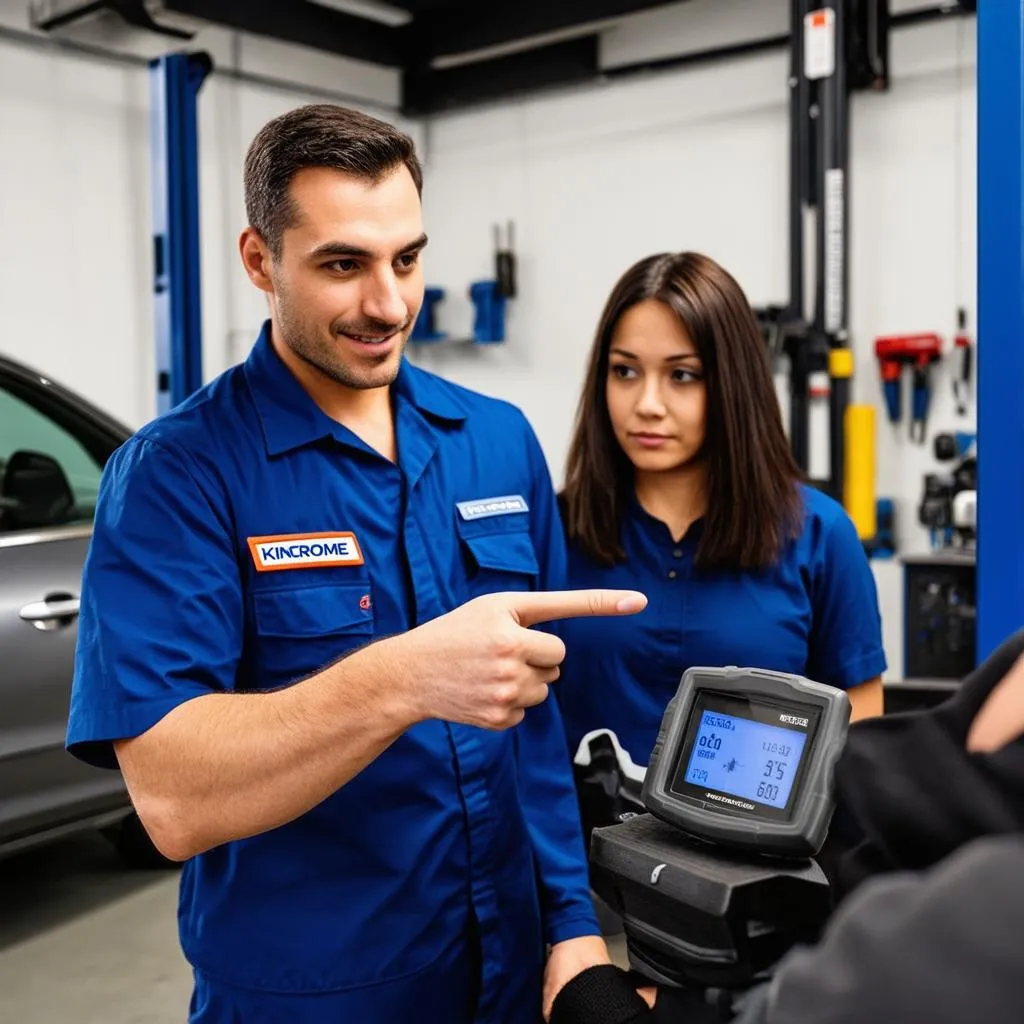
[683,710,809,810]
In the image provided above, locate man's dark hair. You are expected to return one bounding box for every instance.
[562,251,804,571]
[243,103,423,259]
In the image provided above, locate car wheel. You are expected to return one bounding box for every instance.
[108,813,177,870]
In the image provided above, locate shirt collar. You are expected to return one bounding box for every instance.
[243,321,467,457]
[628,489,704,548]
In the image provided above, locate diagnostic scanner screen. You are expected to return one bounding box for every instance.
[670,693,819,816]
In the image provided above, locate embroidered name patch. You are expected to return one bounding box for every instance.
[456,494,529,521]
[247,532,364,572]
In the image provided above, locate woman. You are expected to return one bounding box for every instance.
[557,251,886,772]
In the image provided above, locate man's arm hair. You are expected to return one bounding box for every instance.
[115,638,419,861]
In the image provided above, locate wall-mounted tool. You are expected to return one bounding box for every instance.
[494,221,516,299]
[952,307,973,416]
[410,287,447,343]
[469,281,507,344]
[918,431,977,552]
[873,333,942,442]
[864,497,896,559]
[410,223,518,346]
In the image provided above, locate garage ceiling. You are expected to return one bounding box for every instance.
[32,1,976,115]
[150,0,689,113]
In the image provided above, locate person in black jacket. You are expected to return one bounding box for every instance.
[551,627,1024,1024]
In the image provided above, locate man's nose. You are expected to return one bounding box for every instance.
[363,267,408,326]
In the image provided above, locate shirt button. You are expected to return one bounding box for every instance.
[668,570,678,580]
[673,549,683,559]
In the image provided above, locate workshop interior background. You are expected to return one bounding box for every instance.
[0,0,976,678]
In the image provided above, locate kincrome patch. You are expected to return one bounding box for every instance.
[456,494,529,521]
[247,532,364,572]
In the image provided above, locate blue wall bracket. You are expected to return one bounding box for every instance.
[409,280,509,345]
[410,286,448,343]
[150,51,211,415]
[977,2,1024,661]
[470,280,506,344]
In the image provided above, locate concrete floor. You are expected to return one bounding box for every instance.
[0,830,628,1022]
[0,831,189,1023]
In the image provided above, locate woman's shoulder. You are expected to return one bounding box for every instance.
[796,482,857,535]
[790,483,871,575]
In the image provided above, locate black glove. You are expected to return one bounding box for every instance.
[550,965,732,1024]
[549,965,651,1024]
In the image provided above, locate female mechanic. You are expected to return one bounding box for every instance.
[556,251,886,774]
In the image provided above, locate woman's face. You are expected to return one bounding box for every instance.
[605,298,707,474]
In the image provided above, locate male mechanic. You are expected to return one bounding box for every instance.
[66,104,646,1023]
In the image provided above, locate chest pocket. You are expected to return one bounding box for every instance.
[456,512,540,598]
[251,581,375,687]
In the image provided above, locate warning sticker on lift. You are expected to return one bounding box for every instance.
[805,8,836,80]
[824,168,845,334]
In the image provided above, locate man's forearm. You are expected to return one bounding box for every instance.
[115,639,418,860]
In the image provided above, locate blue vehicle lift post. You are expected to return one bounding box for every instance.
[150,52,211,415]
[977,2,1024,660]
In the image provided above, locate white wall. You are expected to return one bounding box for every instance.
[0,0,417,429]
[416,4,977,554]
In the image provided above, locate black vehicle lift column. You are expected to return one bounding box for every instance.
[773,1,887,500]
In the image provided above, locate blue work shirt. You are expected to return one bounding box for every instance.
[67,322,597,1023]
[557,485,887,767]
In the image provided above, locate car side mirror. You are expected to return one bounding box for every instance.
[0,449,76,530]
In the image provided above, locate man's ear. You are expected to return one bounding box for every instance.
[240,228,274,294]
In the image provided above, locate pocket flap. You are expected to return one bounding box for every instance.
[461,530,540,577]
[254,582,374,638]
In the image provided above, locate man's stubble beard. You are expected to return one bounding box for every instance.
[276,287,411,391]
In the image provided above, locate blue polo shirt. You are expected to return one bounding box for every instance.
[67,323,597,1023]
[557,485,887,767]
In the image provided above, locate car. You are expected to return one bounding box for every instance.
[0,352,170,868]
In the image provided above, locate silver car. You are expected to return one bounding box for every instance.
[0,353,166,866]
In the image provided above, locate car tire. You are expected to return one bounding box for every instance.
[108,813,177,870]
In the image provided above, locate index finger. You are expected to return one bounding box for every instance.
[509,589,647,629]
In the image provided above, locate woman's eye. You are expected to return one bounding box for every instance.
[610,364,636,380]
[673,368,702,383]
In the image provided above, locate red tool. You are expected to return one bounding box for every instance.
[874,333,942,442]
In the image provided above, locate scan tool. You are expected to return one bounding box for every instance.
[589,667,850,988]
[644,666,850,857]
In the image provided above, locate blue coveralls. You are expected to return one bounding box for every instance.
[67,322,598,1023]
[557,486,888,766]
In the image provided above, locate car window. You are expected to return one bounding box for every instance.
[0,384,103,532]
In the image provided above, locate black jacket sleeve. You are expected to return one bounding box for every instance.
[733,834,1024,1024]
[820,627,1024,898]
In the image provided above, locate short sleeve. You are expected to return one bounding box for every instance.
[67,436,243,769]
[805,512,887,689]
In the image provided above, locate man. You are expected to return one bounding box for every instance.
[66,104,646,1023]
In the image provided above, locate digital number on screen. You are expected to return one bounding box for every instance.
[683,710,809,810]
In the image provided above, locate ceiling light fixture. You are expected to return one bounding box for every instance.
[306,0,413,28]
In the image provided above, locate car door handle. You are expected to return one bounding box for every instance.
[19,593,81,631]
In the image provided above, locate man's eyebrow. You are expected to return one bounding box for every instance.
[308,233,429,261]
